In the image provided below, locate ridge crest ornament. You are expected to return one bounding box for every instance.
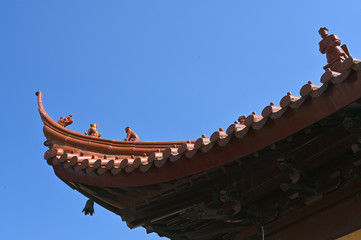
[318,27,350,73]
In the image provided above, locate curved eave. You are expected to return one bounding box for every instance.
[39,59,361,188]
[36,91,189,155]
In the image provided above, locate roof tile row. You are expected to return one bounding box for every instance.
[44,59,361,176]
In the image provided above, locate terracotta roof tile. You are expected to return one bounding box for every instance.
[184,148,198,159]
[44,150,50,160]
[234,126,250,139]
[169,154,182,163]
[331,70,352,84]
[252,117,268,130]
[49,148,63,158]
[300,81,321,97]
[119,158,129,168]
[261,102,282,118]
[139,162,152,173]
[139,156,150,166]
[178,142,194,154]
[154,157,167,168]
[97,165,111,175]
[85,166,97,174]
[245,112,263,127]
[60,153,76,163]
[163,146,179,159]
[73,163,83,172]
[62,161,73,169]
[321,70,341,83]
[269,108,287,120]
[52,156,61,165]
[102,159,114,169]
[226,123,246,135]
[217,134,232,147]
[194,136,210,150]
[131,158,141,169]
[148,151,163,163]
[309,83,328,98]
[111,166,122,175]
[200,141,216,153]
[280,92,301,108]
[210,128,227,142]
[125,164,135,173]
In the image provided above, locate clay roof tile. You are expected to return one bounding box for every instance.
[245,112,263,127]
[262,102,282,118]
[194,137,210,149]
[280,92,301,108]
[178,142,194,154]
[300,81,321,97]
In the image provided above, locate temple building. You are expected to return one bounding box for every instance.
[38,29,361,240]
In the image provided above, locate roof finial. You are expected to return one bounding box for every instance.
[318,27,349,73]
[58,114,73,127]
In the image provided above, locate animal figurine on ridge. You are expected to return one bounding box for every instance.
[58,114,73,127]
[85,123,102,137]
[124,126,139,142]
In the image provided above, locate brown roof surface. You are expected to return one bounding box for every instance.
[38,57,361,187]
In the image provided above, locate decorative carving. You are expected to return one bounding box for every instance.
[277,157,301,185]
[318,27,349,72]
[85,123,102,137]
[181,189,243,223]
[82,199,95,216]
[278,158,319,202]
[124,126,139,142]
[58,114,73,127]
[343,118,361,138]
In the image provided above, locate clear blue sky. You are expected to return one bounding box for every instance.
[1,1,361,239]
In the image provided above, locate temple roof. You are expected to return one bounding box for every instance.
[39,57,361,188]
[38,55,361,240]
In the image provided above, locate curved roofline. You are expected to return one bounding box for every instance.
[39,59,361,187]
[36,91,190,155]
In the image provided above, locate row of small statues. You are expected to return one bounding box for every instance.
[58,114,139,142]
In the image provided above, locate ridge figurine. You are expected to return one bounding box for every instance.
[85,123,102,137]
[58,114,73,127]
[318,27,349,72]
[124,126,139,142]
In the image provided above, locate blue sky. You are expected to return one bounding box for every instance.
[1,1,361,239]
